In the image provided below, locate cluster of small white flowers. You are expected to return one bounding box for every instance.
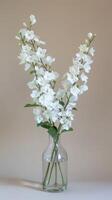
[56,32,96,131]
[29,67,60,124]
[16,15,62,125]
[16,15,96,133]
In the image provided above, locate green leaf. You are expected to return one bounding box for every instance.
[24,103,39,107]
[37,121,52,129]
[48,126,58,139]
[61,128,73,133]
[59,100,65,106]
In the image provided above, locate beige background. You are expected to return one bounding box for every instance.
[0,0,112,182]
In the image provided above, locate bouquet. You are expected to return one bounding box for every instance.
[16,15,96,192]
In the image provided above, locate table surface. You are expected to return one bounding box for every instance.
[0,179,112,200]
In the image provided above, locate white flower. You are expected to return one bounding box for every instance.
[87,32,93,40]
[80,72,88,83]
[27,79,37,89]
[79,84,88,94]
[61,121,72,130]
[70,65,80,76]
[39,93,54,107]
[36,47,46,59]
[70,85,80,100]
[56,89,65,100]
[83,63,91,73]
[19,28,27,37]
[30,15,36,25]
[33,108,43,124]
[67,72,78,84]
[79,44,89,53]
[89,47,95,56]
[62,79,71,91]
[66,101,76,110]
[44,109,58,123]
[41,85,55,96]
[34,37,46,45]
[15,36,20,40]
[31,90,40,99]
[76,52,92,65]
[25,30,35,41]
[37,76,47,86]
[44,56,55,65]
[51,100,62,110]
[24,63,31,71]
[60,115,72,130]
[72,61,81,74]
[66,109,74,120]
[23,22,27,27]
[22,44,31,52]
[18,44,32,64]
[44,71,59,82]
[35,66,45,76]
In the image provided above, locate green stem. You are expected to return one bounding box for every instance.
[47,147,65,186]
[58,162,65,185]
[55,162,57,185]
[47,147,58,185]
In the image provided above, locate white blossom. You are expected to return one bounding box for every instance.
[30,15,36,25]
[15,36,20,40]
[31,90,40,99]
[36,47,46,59]
[70,85,80,100]
[34,37,46,45]
[44,71,59,82]
[24,63,31,71]
[27,78,37,89]
[89,47,95,56]
[44,109,58,123]
[35,66,45,76]
[19,28,26,38]
[59,110,73,130]
[25,30,35,41]
[80,72,88,83]
[33,108,43,123]
[79,44,89,53]
[83,63,91,73]
[56,89,65,100]
[39,94,54,107]
[87,32,93,40]
[79,84,88,94]
[23,22,27,27]
[70,64,80,75]
[36,76,47,86]
[44,56,55,65]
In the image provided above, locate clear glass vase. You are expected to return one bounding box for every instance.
[42,135,68,192]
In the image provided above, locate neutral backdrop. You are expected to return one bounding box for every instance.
[0,0,112,182]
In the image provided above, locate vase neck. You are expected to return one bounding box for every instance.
[48,135,61,145]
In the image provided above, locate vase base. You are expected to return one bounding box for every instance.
[43,183,67,192]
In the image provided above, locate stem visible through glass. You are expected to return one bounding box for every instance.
[43,134,60,186]
[43,128,65,187]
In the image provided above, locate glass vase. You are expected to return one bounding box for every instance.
[42,135,68,192]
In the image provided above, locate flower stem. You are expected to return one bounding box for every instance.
[55,162,57,185]
[58,161,65,185]
[47,147,58,185]
[42,134,60,187]
[47,151,65,186]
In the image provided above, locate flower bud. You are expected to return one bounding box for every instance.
[87,32,93,39]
